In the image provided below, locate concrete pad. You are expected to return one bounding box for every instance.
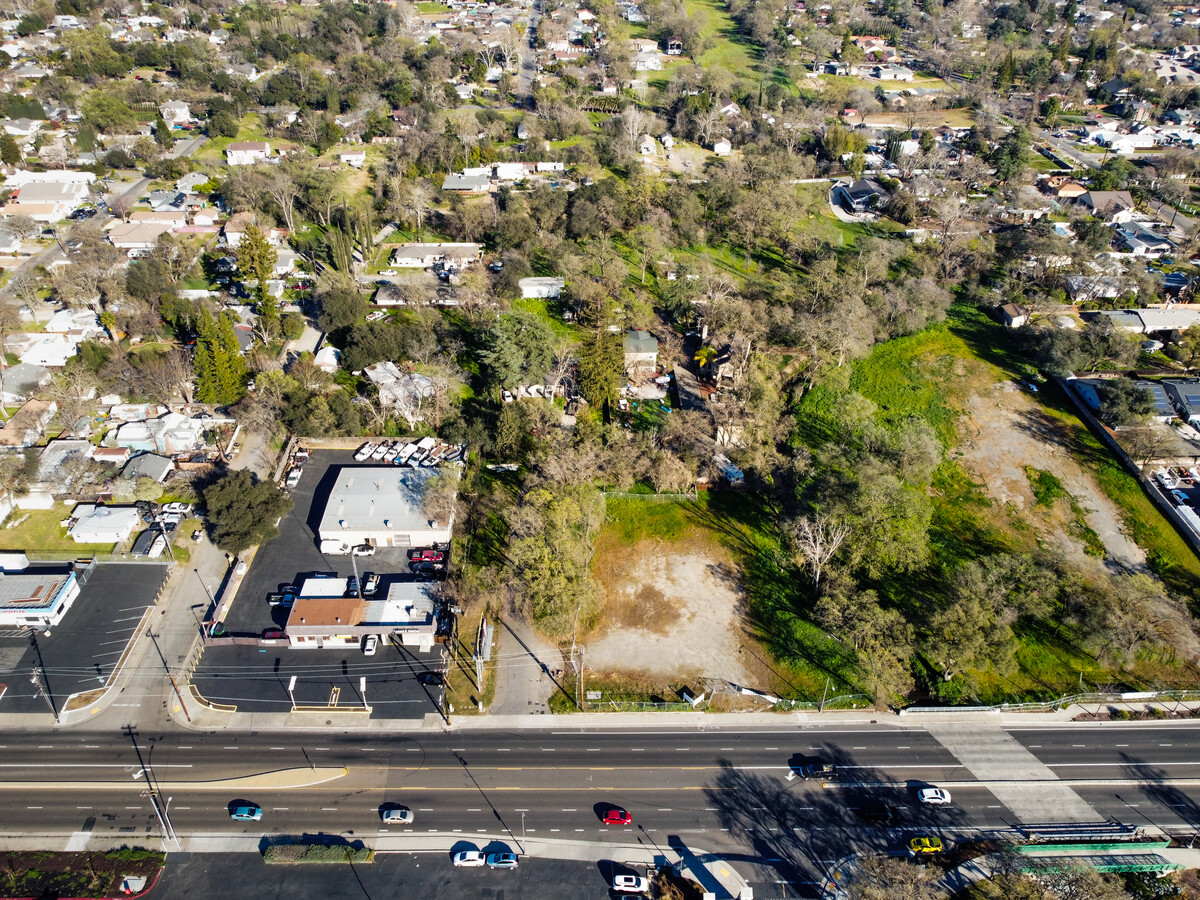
[928,724,1101,823]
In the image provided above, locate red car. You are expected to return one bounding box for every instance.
[603,808,632,826]
[262,629,287,640]
[410,549,445,562]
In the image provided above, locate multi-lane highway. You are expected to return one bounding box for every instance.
[4,722,1200,854]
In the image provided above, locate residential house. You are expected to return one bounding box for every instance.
[834,178,887,213]
[519,276,565,299]
[1077,190,1136,223]
[147,189,186,212]
[338,149,367,168]
[1116,220,1173,256]
[113,412,204,454]
[666,37,683,54]
[0,362,51,405]
[108,222,174,254]
[623,330,658,376]
[158,100,190,125]
[121,452,174,483]
[443,172,492,193]
[0,398,56,447]
[67,504,141,545]
[1075,377,1176,423]
[390,243,482,268]
[998,303,1029,328]
[638,134,656,156]
[2,178,90,221]
[1065,274,1132,303]
[1163,378,1200,425]
[129,209,187,227]
[712,139,732,156]
[313,346,340,373]
[225,141,270,166]
[871,64,914,81]
[176,172,209,194]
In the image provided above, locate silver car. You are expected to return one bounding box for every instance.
[381,806,414,824]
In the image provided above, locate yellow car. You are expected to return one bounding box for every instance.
[908,836,944,855]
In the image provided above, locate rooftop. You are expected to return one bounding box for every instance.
[318,467,449,535]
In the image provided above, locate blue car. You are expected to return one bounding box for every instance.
[230,804,263,821]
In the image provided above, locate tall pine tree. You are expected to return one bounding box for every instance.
[236,223,278,338]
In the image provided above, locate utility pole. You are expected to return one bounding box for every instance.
[29,666,57,722]
[287,675,297,711]
[359,676,368,712]
[148,630,190,722]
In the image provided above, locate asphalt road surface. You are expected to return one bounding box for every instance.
[5,723,1200,853]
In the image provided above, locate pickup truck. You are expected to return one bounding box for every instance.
[267,592,296,608]
[799,763,837,780]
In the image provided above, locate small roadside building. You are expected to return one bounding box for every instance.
[0,559,81,630]
[284,577,439,651]
[67,504,142,545]
[623,330,659,377]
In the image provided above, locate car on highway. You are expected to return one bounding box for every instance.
[362,634,378,656]
[229,803,262,821]
[798,762,836,780]
[417,671,444,686]
[612,874,650,893]
[603,808,633,825]
[452,851,486,867]
[917,787,952,805]
[381,806,414,824]
[486,853,519,869]
[854,802,897,825]
[908,836,944,855]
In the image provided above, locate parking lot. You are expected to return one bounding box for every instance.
[192,450,447,720]
[0,562,168,715]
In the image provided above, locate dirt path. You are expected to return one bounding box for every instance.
[957,382,1146,572]
[586,547,752,684]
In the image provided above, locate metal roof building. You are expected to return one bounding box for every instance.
[317,466,454,550]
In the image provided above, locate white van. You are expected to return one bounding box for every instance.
[320,539,351,555]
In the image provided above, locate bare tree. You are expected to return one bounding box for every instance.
[108,194,132,222]
[790,514,850,591]
[2,215,39,241]
[9,268,40,308]
[620,104,650,154]
[265,168,302,233]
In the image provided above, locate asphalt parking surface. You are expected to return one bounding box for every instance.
[0,562,167,714]
[151,851,621,900]
[194,451,447,719]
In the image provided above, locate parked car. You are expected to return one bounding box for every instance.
[612,875,649,893]
[381,805,414,823]
[486,853,519,869]
[452,851,486,867]
[362,573,379,596]
[190,529,203,542]
[285,467,302,488]
[354,442,377,462]
[362,634,378,655]
[229,803,262,821]
[603,808,632,825]
[1171,489,1190,505]
[909,836,944,855]
[346,575,359,596]
[261,629,286,640]
[352,544,376,557]
[917,787,952,805]
[409,548,445,562]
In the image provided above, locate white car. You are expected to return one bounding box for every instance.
[917,787,952,805]
[352,544,376,557]
[362,634,378,656]
[452,850,486,867]
[381,806,414,824]
[613,875,649,893]
[285,467,302,488]
[354,442,376,462]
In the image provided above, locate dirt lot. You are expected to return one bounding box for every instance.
[587,542,755,685]
[957,381,1146,572]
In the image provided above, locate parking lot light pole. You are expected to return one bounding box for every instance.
[287,675,297,711]
[360,676,368,712]
[193,568,216,618]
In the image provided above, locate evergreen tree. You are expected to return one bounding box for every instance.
[0,133,20,165]
[153,115,174,148]
[75,122,95,152]
[236,223,278,337]
[996,50,1017,88]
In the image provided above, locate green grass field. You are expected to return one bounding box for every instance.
[0,508,117,555]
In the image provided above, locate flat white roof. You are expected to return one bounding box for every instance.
[319,467,447,536]
[361,581,436,626]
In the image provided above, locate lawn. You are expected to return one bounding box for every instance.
[0,508,116,555]
[194,114,267,167]
[687,0,760,83]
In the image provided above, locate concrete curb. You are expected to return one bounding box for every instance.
[0,766,348,792]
